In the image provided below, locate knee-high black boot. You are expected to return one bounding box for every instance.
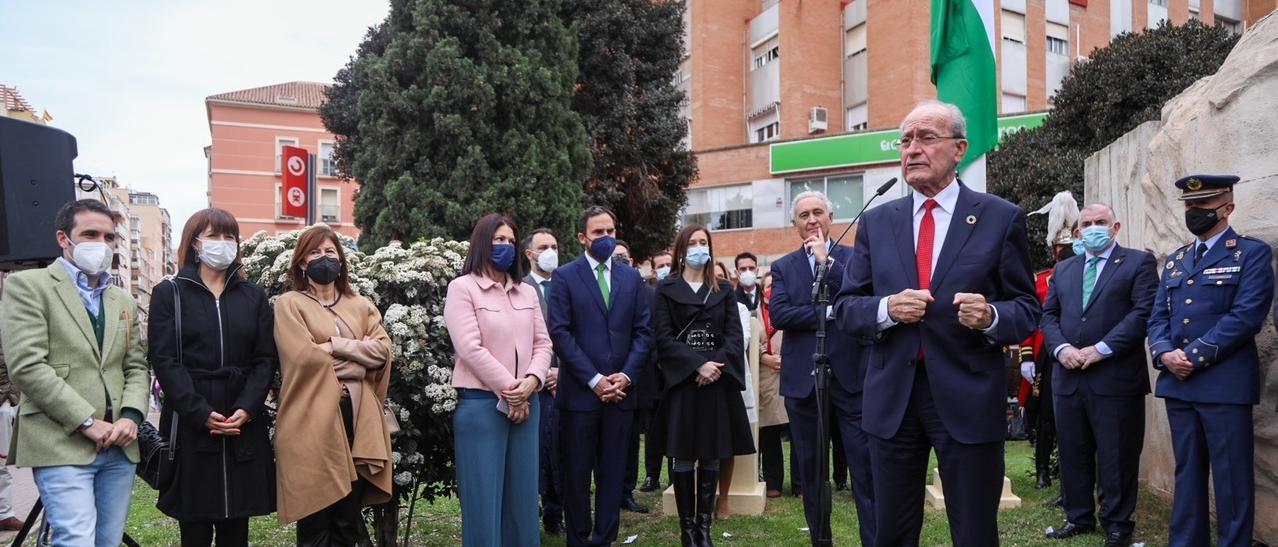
[673,471,698,547]
[695,468,719,547]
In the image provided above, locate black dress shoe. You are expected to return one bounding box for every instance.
[622,496,650,514]
[543,519,563,536]
[1046,523,1095,539]
[1104,531,1133,547]
[1035,469,1052,489]
[639,476,661,492]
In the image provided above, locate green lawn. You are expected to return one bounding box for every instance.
[123,440,1171,546]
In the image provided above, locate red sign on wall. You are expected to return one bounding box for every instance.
[281,145,309,218]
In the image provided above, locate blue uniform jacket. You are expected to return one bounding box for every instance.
[1147,227,1274,404]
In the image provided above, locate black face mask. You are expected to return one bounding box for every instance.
[1184,204,1226,236]
[305,256,342,285]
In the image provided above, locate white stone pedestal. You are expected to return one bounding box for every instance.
[924,468,1022,510]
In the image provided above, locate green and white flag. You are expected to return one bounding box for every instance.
[931,0,998,192]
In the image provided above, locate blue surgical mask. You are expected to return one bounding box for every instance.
[491,243,516,271]
[686,246,711,269]
[656,266,671,280]
[588,235,617,262]
[1071,239,1085,257]
[1080,226,1113,253]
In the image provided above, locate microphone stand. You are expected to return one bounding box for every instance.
[808,177,897,546]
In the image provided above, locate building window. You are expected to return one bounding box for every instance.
[788,174,864,221]
[320,188,341,223]
[682,184,753,230]
[1047,36,1069,55]
[754,122,780,143]
[1149,0,1167,5]
[275,183,299,220]
[1216,17,1241,34]
[1002,93,1027,114]
[752,46,779,71]
[846,103,868,132]
[275,137,300,173]
[1001,10,1027,44]
[320,142,338,177]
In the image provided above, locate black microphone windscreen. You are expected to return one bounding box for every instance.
[876,177,899,196]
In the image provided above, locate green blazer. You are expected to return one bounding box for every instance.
[0,263,150,467]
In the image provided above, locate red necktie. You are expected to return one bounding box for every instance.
[917,199,938,290]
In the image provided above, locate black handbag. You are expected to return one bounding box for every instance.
[136,279,181,490]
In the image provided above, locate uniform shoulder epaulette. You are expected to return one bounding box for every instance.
[1238,234,1264,243]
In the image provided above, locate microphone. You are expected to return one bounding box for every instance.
[828,177,897,252]
[811,177,898,301]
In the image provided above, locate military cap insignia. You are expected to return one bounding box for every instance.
[1186,178,1203,191]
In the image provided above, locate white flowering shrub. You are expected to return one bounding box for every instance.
[240,226,467,502]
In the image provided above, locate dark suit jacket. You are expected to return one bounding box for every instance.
[1041,244,1157,397]
[524,273,558,369]
[770,243,866,399]
[834,182,1040,444]
[547,256,653,412]
[735,286,760,312]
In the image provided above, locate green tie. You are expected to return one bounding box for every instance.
[1082,256,1101,308]
[596,263,611,309]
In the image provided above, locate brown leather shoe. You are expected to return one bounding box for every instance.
[0,516,24,531]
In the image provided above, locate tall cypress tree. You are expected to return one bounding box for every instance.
[566,0,695,261]
[324,0,590,249]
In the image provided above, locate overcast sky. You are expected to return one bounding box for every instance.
[1,1,390,233]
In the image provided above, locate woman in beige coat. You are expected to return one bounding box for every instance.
[274,225,394,546]
[756,273,795,498]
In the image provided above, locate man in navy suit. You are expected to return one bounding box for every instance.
[834,101,1040,547]
[1147,174,1273,547]
[548,206,653,547]
[523,227,565,535]
[1040,204,1157,547]
[770,190,875,545]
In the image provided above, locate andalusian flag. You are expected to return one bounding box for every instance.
[931,0,998,191]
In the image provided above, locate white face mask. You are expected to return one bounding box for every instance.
[537,249,559,273]
[199,239,238,271]
[738,270,758,288]
[71,240,114,276]
[656,265,671,280]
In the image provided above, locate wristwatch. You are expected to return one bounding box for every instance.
[79,416,95,431]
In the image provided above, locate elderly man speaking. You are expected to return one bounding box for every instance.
[834,101,1040,547]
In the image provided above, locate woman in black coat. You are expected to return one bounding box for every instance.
[148,208,277,546]
[653,224,754,547]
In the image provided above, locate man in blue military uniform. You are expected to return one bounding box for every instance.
[1147,174,1274,547]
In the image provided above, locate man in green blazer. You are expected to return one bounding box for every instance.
[0,199,150,546]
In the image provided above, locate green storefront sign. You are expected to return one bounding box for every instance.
[769,112,1048,175]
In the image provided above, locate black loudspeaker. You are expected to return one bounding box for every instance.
[0,116,78,270]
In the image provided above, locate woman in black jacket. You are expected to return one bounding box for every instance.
[148,208,277,546]
[653,224,754,547]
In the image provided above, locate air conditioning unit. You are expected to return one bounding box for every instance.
[809,106,828,134]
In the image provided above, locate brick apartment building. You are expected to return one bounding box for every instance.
[205,81,360,239]
[678,0,1274,267]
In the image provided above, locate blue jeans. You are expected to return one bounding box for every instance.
[33,447,136,547]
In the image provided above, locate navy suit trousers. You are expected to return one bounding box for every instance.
[559,405,634,547]
[785,380,876,546]
[868,364,1003,547]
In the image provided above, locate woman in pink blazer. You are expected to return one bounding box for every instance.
[444,213,553,547]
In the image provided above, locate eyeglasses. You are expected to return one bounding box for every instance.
[895,134,964,148]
